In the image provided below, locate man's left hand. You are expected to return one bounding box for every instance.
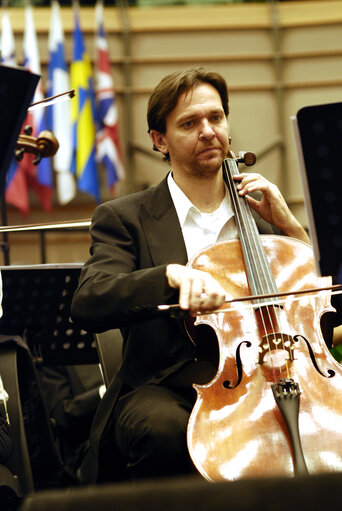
[233,173,310,244]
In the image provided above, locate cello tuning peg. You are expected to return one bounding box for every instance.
[33,153,42,165]
[23,125,33,136]
[237,151,256,166]
[14,148,25,161]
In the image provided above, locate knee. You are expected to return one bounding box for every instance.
[128,410,191,478]
[138,408,187,451]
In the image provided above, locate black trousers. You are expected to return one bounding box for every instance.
[98,359,217,482]
[99,383,198,481]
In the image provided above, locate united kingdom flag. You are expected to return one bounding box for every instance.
[95,0,125,194]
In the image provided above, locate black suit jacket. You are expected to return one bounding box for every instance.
[71,175,280,483]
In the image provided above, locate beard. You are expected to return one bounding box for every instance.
[169,141,227,180]
[189,152,225,178]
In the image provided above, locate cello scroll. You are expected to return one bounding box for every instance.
[15,126,59,165]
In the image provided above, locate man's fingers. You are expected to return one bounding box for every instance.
[179,276,192,310]
[166,264,226,313]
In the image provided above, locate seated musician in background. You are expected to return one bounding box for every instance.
[71,67,311,483]
[0,389,11,467]
[0,272,19,510]
[0,271,12,467]
[39,364,105,484]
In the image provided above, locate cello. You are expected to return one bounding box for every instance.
[186,152,342,481]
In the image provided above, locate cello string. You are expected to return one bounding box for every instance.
[246,230,290,378]
[237,180,290,376]
[233,163,295,378]
[225,159,281,380]
[239,203,287,379]
[224,159,279,378]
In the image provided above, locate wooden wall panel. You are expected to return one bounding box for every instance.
[2,1,342,264]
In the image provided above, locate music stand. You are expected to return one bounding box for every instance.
[292,102,342,281]
[0,263,98,366]
[0,65,40,265]
[0,263,94,494]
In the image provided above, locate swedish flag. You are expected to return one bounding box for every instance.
[71,6,100,202]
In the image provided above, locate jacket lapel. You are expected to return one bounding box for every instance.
[140,176,188,267]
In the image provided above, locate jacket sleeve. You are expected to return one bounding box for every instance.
[71,201,177,333]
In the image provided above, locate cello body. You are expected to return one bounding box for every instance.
[187,235,342,481]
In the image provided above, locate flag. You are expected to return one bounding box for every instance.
[22,3,53,213]
[1,7,30,214]
[71,4,100,202]
[5,3,54,215]
[47,0,76,205]
[0,7,15,66]
[95,0,124,194]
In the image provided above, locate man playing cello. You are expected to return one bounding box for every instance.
[71,67,312,483]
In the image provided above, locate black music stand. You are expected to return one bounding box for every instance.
[292,103,342,336]
[0,264,98,366]
[0,65,40,265]
[292,102,342,282]
[0,264,99,494]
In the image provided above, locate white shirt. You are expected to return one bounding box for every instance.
[167,172,238,260]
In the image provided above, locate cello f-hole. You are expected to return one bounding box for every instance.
[222,340,252,389]
[294,334,335,378]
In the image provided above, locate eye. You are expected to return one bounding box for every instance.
[211,114,223,123]
[182,120,194,128]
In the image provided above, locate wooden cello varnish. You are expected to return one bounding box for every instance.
[187,156,342,481]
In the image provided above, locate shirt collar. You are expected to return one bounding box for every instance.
[167,171,234,227]
[167,171,196,227]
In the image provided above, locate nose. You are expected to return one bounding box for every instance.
[199,119,215,140]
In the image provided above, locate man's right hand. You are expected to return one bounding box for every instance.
[166,264,226,315]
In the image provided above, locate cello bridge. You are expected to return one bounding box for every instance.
[258,333,295,367]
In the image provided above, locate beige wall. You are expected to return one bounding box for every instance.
[3,0,342,264]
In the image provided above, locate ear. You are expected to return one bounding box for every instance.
[149,130,169,155]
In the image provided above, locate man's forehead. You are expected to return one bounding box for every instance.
[172,85,224,118]
[179,84,222,105]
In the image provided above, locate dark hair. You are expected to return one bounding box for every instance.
[147,67,229,161]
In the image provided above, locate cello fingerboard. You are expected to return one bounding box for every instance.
[223,158,279,307]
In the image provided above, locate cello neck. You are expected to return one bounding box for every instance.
[222,157,278,303]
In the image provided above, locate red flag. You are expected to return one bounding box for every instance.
[5,162,30,215]
[1,8,30,214]
[6,4,53,215]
